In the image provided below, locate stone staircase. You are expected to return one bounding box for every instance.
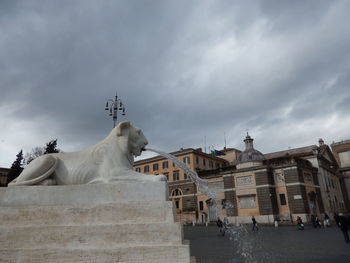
[0,182,191,263]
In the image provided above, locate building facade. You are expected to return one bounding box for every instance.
[133,136,346,224]
[221,134,322,223]
[265,139,346,217]
[331,139,350,211]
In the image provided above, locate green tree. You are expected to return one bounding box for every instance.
[44,139,60,154]
[23,139,61,165]
[7,150,24,185]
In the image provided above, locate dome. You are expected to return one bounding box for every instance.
[237,133,265,164]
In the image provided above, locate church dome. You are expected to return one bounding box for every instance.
[237,133,265,164]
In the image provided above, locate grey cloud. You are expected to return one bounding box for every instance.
[1,0,350,167]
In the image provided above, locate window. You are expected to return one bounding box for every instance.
[303,172,312,182]
[323,176,326,187]
[144,165,149,173]
[196,156,199,165]
[324,176,329,187]
[173,162,176,168]
[171,188,183,196]
[135,167,141,172]
[162,161,168,169]
[339,151,350,166]
[215,162,220,169]
[209,160,213,168]
[335,196,338,207]
[173,171,180,181]
[279,194,287,206]
[184,173,188,180]
[203,159,206,167]
[199,201,204,210]
[175,200,180,209]
[153,163,159,171]
[183,156,190,165]
[238,196,256,209]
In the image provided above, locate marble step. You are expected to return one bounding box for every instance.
[0,244,191,263]
[0,182,168,207]
[0,201,175,226]
[0,223,184,250]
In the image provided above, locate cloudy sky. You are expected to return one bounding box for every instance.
[1,0,350,167]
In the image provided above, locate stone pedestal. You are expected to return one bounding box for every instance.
[0,182,191,263]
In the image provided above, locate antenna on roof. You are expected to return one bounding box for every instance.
[224,132,227,149]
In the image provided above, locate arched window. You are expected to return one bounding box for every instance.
[171,188,183,196]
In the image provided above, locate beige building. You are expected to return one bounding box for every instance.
[133,148,228,223]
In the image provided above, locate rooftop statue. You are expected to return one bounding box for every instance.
[8,121,166,186]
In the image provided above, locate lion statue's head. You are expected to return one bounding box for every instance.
[92,121,148,167]
[113,121,148,158]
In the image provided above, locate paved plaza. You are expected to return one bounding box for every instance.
[184,224,350,263]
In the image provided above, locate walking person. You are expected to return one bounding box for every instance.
[324,213,330,227]
[296,216,304,230]
[216,217,225,236]
[337,214,350,243]
[315,216,322,228]
[252,216,259,231]
[334,213,340,227]
[311,214,317,228]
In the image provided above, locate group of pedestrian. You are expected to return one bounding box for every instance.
[216,212,350,244]
[296,213,350,244]
[216,216,259,236]
[297,213,329,230]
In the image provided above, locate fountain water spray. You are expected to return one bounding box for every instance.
[145,148,211,194]
[146,148,216,201]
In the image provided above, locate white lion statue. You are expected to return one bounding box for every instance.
[8,121,166,186]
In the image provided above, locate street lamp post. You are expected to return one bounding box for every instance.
[105,92,126,128]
